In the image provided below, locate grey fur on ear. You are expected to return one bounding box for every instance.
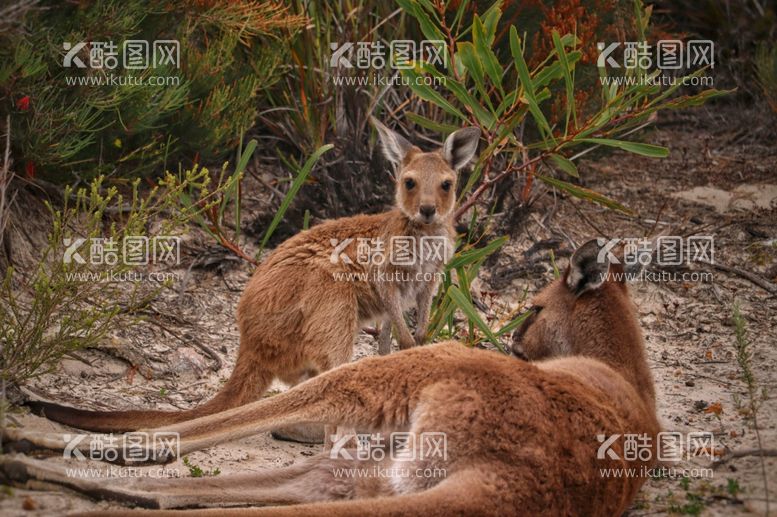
[566,239,610,295]
[370,116,415,166]
[443,127,481,170]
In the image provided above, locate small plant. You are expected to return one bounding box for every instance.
[726,478,741,498]
[176,142,333,263]
[179,139,259,265]
[732,302,771,514]
[755,42,777,114]
[183,456,221,478]
[668,492,705,516]
[0,166,241,387]
[256,144,334,258]
[664,478,707,516]
[262,0,415,156]
[427,235,531,352]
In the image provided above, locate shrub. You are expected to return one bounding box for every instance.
[0,0,303,182]
[398,0,725,216]
[0,166,240,387]
[653,0,777,99]
[394,0,725,348]
[755,43,777,114]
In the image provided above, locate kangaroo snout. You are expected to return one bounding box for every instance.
[419,204,436,221]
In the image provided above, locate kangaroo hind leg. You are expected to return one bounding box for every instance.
[0,452,389,511]
[271,368,325,444]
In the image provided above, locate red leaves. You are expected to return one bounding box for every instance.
[705,401,724,416]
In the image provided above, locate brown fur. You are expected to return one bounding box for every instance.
[25,120,481,438]
[2,240,660,516]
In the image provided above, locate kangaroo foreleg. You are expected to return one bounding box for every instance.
[414,280,438,346]
[377,317,393,356]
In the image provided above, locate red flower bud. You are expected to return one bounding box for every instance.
[25,161,36,178]
[16,96,30,111]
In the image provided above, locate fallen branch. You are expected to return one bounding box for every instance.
[714,448,777,467]
[144,317,223,372]
[697,259,777,295]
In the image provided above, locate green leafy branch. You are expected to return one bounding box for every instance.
[399,0,728,219]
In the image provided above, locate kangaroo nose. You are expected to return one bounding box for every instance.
[419,205,436,218]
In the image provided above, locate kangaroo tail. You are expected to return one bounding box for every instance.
[26,360,274,433]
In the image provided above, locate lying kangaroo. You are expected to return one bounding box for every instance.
[2,240,659,516]
[26,119,481,442]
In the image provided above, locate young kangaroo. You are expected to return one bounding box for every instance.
[3,240,660,516]
[25,119,481,442]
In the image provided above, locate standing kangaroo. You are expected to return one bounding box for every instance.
[26,119,482,442]
[3,240,660,516]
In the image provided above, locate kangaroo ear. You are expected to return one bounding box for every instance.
[566,239,610,295]
[371,116,415,166]
[443,127,481,170]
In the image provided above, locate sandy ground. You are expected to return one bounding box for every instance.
[1,106,775,516]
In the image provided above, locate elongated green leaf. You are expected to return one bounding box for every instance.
[481,1,502,45]
[552,30,576,133]
[452,0,470,31]
[395,0,445,42]
[441,75,495,128]
[414,61,494,127]
[509,27,553,141]
[536,174,633,214]
[536,87,551,103]
[548,153,579,177]
[457,42,495,111]
[457,42,485,88]
[447,285,505,352]
[447,236,507,270]
[406,112,459,134]
[494,90,517,117]
[236,139,257,177]
[495,309,533,337]
[415,0,436,12]
[579,138,669,157]
[532,62,563,89]
[455,265,475,340]
[258,144,334,255]
[231,138,257,240]
[429,293,457,341]
[473,15,503,92]
[401,68,467,121]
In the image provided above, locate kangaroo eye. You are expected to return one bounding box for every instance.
[441,180,452,192]
[404,178,416,190]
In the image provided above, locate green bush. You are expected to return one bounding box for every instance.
[394,0,726,348]
[756,43,777,114]
[0,0,303,182]
[0,166,240,386]
[397,0,725,215]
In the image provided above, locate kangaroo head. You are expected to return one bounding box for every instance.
[512,239,632,361]
[371,117,480,225]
